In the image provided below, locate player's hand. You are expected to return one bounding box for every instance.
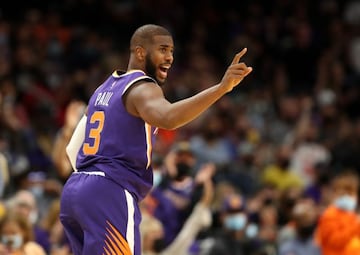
[220,48,253,93]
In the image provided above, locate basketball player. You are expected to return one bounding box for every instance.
[60,24,252,255]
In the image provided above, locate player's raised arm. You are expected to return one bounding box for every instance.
[125,48,252,130]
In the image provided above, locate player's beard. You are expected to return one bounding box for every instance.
[145,54,164,86]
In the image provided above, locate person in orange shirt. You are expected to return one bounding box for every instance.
[317,170,360,255]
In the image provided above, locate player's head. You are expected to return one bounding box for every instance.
[129,24,174,85]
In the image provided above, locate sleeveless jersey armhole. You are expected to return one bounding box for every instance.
[122,76,157,96]
[121,76,157,113]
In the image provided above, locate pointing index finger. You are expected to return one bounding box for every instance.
[231,48,247,65]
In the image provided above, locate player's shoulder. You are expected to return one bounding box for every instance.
[122,74,161,106]
[126,78,162,98]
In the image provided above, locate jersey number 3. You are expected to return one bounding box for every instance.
[83,111,105,155]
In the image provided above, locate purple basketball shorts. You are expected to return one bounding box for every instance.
[60,171,141,255]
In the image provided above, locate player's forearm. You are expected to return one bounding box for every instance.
[162,84,227,129]
[66,115,87,171]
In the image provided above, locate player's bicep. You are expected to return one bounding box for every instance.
[124,82,172,128]
[138,97,172,127]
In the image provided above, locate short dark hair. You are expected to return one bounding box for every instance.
[130,24,171,51]
[332,169,360,187]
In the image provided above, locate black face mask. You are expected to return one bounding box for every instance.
[153,238,166,253]
[204,130,218,141]
[175,162,192,181]
[278,158,290,169]
[242,155,254,165]
[297,224,315,240]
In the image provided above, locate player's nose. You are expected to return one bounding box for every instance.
[165,52,173,64]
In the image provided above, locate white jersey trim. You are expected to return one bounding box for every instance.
[125,190,135,255]
[112,69,145,78]
[144,123,153,169]
[73,171,105,176]
[122,75,157,95]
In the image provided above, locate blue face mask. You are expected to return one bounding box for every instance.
[245,223,259,238]
[1,234,23,249]
[224,213,247,231]
[334,195,357,211]
[153,171,163,187]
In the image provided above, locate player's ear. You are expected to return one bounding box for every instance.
[135,46,146,61]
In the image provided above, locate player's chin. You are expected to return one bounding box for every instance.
[156,74,167,86]
[156,78,166,86]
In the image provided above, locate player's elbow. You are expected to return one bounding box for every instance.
[157,120,179,130]
[162,112,186,130]
[164,125,178,131]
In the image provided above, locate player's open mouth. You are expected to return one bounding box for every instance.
[159,66,170,79]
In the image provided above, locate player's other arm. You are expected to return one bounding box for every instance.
[125,48,252,130]
[66,114,87,171]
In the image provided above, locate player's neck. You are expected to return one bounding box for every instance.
[127,56,145,72]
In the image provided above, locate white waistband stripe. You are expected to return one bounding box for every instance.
[74,171,105,176]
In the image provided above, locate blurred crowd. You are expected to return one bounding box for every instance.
[0,0,360,254]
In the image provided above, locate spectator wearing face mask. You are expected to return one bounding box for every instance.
[262,144,303,191]
[316,170,360,255]
[140,162,214,255]
[6,190,50,253]
[279,198,321,255]
[200,193,262,255]
[146,142,198,246]
[0,214,45,255]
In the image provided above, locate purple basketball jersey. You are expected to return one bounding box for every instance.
[76,70,158,201]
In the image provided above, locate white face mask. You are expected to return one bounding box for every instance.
[29,211,38,225]
[1,234,23,249]
[245,223,259,238]
[334,195,358,211]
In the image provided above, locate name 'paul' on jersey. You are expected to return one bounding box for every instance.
[76,70,158,201]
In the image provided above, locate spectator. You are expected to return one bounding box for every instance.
[149,141,198,245]
[190,113,233,168]
[279,198,321,255]
[140,160,214,255]
[6,189,50,253]
[317,170,360,255]
[0,214,46,255]
[262,144,303,191]
[200,193,263,255]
